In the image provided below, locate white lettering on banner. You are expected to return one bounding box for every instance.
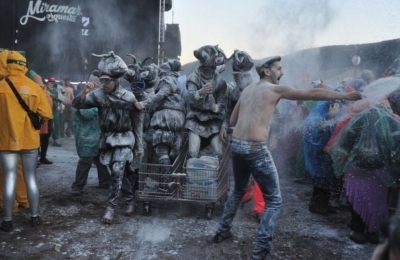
[82,17,90,27]
[20,0,82,25]
[82,29,89,36]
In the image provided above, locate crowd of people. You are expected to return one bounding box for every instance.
[0,46,399,260]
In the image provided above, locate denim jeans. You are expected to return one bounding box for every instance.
[218,139,282,252]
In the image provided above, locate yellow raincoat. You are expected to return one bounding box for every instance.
[0,50,53,150]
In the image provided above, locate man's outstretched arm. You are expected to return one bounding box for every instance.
[275,85,362,101]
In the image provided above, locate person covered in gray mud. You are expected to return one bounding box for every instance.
[185,45,228,159]
[72,51,143,224]
[212,55,362,260]
[135,60,186,166]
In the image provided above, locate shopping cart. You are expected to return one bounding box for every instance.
[136,135,231,219]
[136,138,188,216]
[180,142,231,219]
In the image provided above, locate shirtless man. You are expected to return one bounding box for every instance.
[213,56,362,260]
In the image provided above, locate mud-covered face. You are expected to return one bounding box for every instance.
[140,64,159,82]
[100,76,116,93]
[194,45,227,67]
[199,66,215,80]
[231,51,254,72]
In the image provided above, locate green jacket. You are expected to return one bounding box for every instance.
[73,107,101,157]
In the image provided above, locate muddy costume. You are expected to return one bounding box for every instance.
[328,104,400,241]
[0,50,53,231]
[185,45,228,158]
[142,60,186,165]
[302,100,346,214]
[72,51,143,223]
[223,50,255,130]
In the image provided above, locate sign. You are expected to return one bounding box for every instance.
[20,0,82,25]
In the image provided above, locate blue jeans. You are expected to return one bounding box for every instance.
[218,139,282,252]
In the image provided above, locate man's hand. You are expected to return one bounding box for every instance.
[84,82,95,93]
[198,83,213,96]
[219,127,227,142]
[135,102,145,110]
[344,91,363,101]
[211,104,220,113]
[80,82,94,99]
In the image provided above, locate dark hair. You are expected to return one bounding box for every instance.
[64,78,71,82]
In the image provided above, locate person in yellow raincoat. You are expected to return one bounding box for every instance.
[0,70,52,214]
[0,50,52,232]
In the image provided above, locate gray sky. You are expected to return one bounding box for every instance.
[168,0,400,64]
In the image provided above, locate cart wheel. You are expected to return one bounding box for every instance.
[206,204,214,220]
[143,202,151,216]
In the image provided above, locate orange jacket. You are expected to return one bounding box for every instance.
[0,50,53,150]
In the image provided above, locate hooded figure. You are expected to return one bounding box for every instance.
[302,100,346,215]
[135,59,186,166]
[222,50,256,133]
[72,51,143,224]
[0,50,52,232]
[185,45,228,158]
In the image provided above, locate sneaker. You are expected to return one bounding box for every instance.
[53,141,62,147]
[0,220,13,232]
[30,216,40,227]
[102,207,114,224]
[124,204,137,216]
[39,158,53,164]
[213,229,233,243]
[349,230,367,244]
[308,194,328,215]
[250,249,271,260]
[71,189,83,196]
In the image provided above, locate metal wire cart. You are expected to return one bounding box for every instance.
[136,138,230,219]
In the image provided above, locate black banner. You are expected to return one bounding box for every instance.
[0,0,159,82]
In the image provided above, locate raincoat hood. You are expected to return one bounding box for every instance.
[7,51,28,75]
[0,49,10,79]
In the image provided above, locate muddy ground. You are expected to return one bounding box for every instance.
[0,137,376,260]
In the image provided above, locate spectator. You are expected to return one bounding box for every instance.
[71,79,111,195]
[60,78,74,138]
[0,50,52,232]
[28,70,54,164]
[47,76,64,147]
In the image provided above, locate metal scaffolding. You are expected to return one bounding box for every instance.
[158,0,165,66]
